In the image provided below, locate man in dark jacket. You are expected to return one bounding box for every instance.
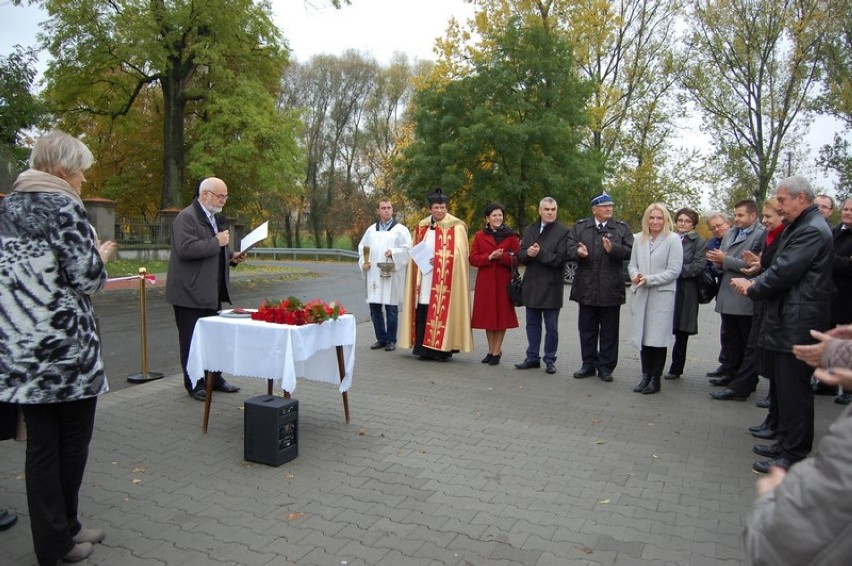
[828,198,852,404]
[166,177,246,400]
[566,192,633,382]
[732,176,833,473]
[514,197,570,375]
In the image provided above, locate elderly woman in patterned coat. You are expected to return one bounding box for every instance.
[0,130,115,565]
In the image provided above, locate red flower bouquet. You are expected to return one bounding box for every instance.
[250,296,346,326]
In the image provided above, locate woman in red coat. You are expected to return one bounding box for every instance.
[470,202,520,365]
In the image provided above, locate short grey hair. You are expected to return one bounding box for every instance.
[29,130,94,177]
[705,211,728,226]
[539,196,557,207]
[776,176,815,203]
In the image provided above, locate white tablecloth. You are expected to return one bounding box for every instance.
[186,314,356,394]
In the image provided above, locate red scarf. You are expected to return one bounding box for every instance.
[765,223,784,248]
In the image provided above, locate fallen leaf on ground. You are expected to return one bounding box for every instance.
[594,439,607,445]
[287,512,304,521]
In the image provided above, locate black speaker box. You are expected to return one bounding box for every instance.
[244,395,298,466]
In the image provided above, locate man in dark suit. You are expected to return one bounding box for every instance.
[566,192,633,382]
[514,197,570,375]
[166,177,246,400]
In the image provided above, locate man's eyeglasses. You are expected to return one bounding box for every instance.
[206,191,228,201]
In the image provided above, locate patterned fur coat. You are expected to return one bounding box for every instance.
[0,171,108,404]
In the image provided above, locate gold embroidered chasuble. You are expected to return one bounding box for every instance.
[399,213,473,353]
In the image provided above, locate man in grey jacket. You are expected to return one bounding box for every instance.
[706,200,764,388]
[166,177,246,400]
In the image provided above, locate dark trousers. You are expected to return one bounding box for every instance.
[727,315,761,395]
[668,330,691,376]
[413,304,451,360]
[760,350,814,462]
[173,305,220,393]
[369,303,399,345]
[525,307,560,364]
[641,346,667,378]
[719,314,752,377]
[577,304,620,371]
[22,398,97,566]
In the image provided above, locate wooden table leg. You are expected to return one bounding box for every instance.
[336,345,350,423]
[202,371,214,434]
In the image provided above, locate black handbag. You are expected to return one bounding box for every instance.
[697,269,719,304]
[507,257,523,307]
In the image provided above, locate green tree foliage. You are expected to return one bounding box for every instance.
[431,0,694,225]
[36,0,292,212]
[280,51,419,248]
[0,45,44,190]
[816,5,851,198]
[681,0,828,206]
[401,16,598,229]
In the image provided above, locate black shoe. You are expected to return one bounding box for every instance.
[753,457,792,474]
[0,509,17,531]
[748,421,772,434]
[753,443,783,458]
[710,389,748,401]
[515,359,541,370]
[706,366,725,378]
[190,388,206,401]
[598,370,613,382]
[545,363,556,375]
[633,375,650,393]
[813,380,838,395]
[385,343,396,351]
[573,366,596,378]
[481,353,493,364]
[370,341,387,350]
[641,376,661,395]
[214,378,240,393]
[751,427,779,440]
[488,354,502,366]
[709,377,733,386]
[755,396,770,409]
[664,373,680,380]
[835,393,852,405]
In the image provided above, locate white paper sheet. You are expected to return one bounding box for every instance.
[409,239,433,274]
[240,221,269,253]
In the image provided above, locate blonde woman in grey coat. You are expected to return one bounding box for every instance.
[628,203,683,394]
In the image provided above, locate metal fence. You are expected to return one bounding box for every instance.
[246,248,358,261]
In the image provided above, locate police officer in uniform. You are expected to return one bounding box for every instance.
[566,192,634,382]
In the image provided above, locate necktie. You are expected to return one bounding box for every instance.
[598,223,603,231]
[208,214,218,234]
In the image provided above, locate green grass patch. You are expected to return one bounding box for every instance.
[107,259,312,277]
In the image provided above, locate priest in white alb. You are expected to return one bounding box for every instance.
[358,198,412,351]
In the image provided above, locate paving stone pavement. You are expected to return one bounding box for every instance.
[0,299,844,565]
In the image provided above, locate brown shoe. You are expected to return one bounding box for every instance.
[62,542,93,563]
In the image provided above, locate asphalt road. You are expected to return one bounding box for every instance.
[92,261,369,393]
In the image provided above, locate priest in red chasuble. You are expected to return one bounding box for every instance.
[399,188,473,360]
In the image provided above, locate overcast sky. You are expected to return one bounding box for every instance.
[1,0,845,193]
[0,0,475,64]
